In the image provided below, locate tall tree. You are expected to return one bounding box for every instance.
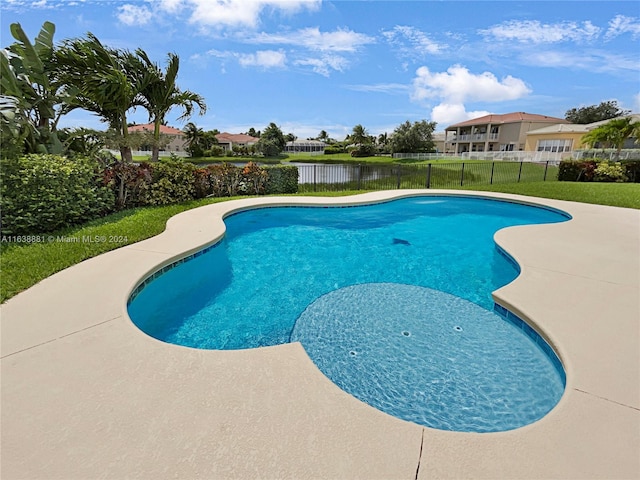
[1,21,63,156]
[55,33,150,165]
[350,124,369,146]
[565,101,630,124]
[390,120,436,154]
[55,34,152,205]
[183,121,204,157]
[257,122,285,157]
[135,51,206,162]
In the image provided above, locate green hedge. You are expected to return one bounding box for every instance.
[1,154,114,236]
[265,165,298,194]
[143,160,196,205]
[1,158,300,235]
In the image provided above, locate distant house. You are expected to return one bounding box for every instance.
[524,124,590,153]
[432,132,446,153]
[444,112,568,155]
[127,123,186,152]
[215,132,260,152]
[524,113,640,153]
[284,140,327,153]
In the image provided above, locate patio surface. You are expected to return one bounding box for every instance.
[1,190,639,479]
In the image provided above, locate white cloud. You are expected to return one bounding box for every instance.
[117,4,153,26]
[430,103,492,127]
[295,54,349,77]
[411,65,531,104]
[480,20,601,43]
[202,48,286,69]
[118,0,321,29]
[527,49,640,73]
[343,83,409,94]
[605,15,640,39]
[159,0,184,13]
[246,27,375,52]
[238,50,287,69]
[410,65,530,126]
[181,0,320,28]
[382,25,444,57]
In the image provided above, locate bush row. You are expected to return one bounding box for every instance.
[557,159,640,183]
[1,155,114,236]
[1,155,298,236]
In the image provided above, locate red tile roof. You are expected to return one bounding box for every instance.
[446,112,568,129]
[128,123,185,136]
[215,132,260,144]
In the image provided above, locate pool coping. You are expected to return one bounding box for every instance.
[1,190,639,479]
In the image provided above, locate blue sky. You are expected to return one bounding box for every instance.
[2,0,639,140]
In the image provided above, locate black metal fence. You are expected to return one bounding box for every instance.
[296,161,558,193]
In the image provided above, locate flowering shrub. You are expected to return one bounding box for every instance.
[593,162,628,182]
[557,160,597,181]
[241,161,268,194]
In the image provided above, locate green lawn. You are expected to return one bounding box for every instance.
[151,153,458,165]
[1,183,638,303]
[461,181,640,209]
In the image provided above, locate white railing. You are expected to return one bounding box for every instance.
[392,153,462,160]
[459,151,569,162]
[107,149,189,158]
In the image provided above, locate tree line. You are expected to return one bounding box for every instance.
[2,21,637,164]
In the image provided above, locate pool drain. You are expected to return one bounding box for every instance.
[402,331,411,337]
[454,326,463,332]
[349,350,358,356]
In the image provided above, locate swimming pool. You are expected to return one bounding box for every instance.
[128,196,570,432]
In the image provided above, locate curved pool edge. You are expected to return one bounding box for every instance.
[2,190,638,479]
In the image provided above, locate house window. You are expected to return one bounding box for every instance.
[536,139,572,152]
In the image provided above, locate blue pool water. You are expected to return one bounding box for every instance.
[128,196,569,432]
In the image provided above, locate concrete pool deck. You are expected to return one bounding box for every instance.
[1,190,638,479]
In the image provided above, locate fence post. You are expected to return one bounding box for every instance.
[460,162,465,186]
[543,161,549,181]
[490,162,495,185]
[517,162,523,182]
[313,164,317,192]
[357,164,361,190]
[426,163,431,189]
[396,165,401,189]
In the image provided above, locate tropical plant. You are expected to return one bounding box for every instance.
[1,21,63,156]
[350,124,369,146]
[135,51,206,162]
[55,34,153,205]
[183,122,205,157]
[582,117,640,158]
[58,127,106,158]
[55,34,149,165]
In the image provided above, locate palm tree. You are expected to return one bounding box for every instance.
[582,117,639,158]
[135,51,206,162]
[183,122,204,157]
[350,124,368,146]
[55,33,149,166]
[55,34,152,206]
